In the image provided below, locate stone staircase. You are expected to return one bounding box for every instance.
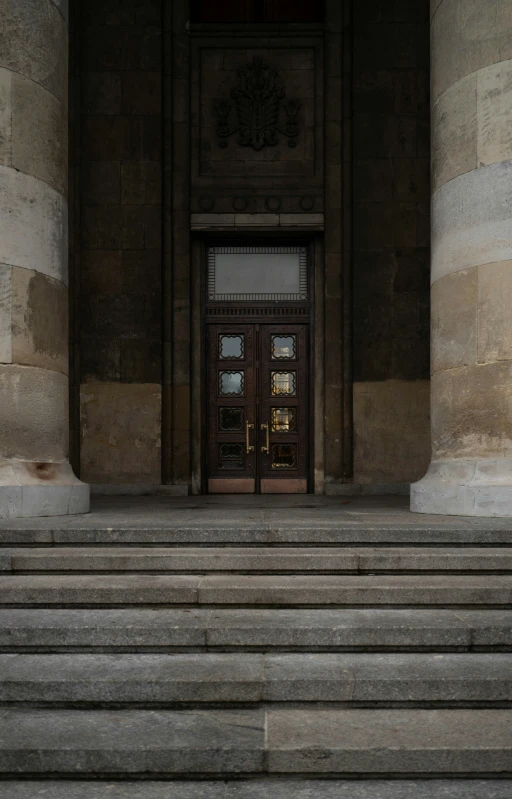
[0,521,511,797]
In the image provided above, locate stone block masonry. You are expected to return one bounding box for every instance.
[76,0,163,486]
[351,0,431,490]
[0,0,89,517]
[412,0,512,515]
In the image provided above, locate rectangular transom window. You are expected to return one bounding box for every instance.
[207,246,308,302]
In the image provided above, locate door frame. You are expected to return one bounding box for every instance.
[191,233,324,495]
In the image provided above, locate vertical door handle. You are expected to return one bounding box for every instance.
[261,423,270,454]
[246,421,255,454]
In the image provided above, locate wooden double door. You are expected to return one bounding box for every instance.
[207,323,309,493]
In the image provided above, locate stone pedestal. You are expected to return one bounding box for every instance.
[412,0,512,516]
[0,0,89,517]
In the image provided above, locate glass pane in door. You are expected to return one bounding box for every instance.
[219,335,244,359]
[271,407,297,433]
[271,371,296,396]
[219,443,244,469]
[219,407,244,431]
[271,335,296,359]
[271,443,297,468]
[219,371,244,395]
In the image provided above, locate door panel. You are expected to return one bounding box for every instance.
[207,325,256,493]
[207,323,309,493]
[259,325,308,492]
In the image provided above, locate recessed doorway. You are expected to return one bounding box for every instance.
[204,244,312,494]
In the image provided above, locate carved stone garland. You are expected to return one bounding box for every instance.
[214,57,300,151]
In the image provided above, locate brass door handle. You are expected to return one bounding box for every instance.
[261,423,270,454]
[246,421,255,454]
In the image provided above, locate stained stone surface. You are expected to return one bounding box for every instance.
[0,709,266,774]
[266,708,512,774]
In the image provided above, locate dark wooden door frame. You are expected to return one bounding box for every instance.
[192,235,319,494]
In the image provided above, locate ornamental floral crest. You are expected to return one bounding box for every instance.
[214,57,300,151]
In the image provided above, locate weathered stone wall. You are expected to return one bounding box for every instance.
[76,0,163,485]
[351,0,431,487]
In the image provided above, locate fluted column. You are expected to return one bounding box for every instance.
[412,0,512,515]
[0,0,89,517]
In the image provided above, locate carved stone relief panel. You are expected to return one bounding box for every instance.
[191,33,324,201]
[214,57,301,151]
[201,47,314,177]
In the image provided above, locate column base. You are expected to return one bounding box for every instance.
[0,460,90,519]
[411,459,512,517]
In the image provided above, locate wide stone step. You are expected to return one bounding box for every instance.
[1,652,510,705]
[4,608,512,652]
[8,546,512,573]
[0,574,510,606]
[3,527,512,546]
[1,781,511,799]
[0,708,511,777]
[1,608,510,651]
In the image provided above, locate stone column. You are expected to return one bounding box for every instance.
[412,0,512,515]
[0,0,89,517]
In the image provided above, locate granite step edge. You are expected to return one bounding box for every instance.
[2,528,512,546]
[1,781,511,799]
[7,546,512,573]
[0,652,511,705]
[0,608,510,651]
[0,574,511,608]
[0,708,511,777]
